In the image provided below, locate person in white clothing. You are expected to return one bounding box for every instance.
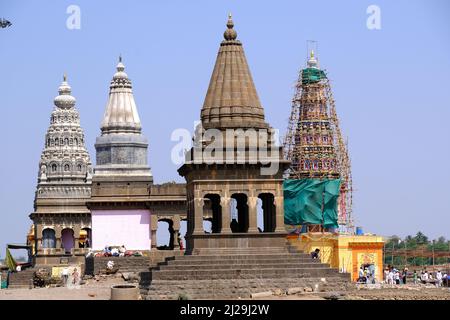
[436,271,443,287]
[388,270,394,286]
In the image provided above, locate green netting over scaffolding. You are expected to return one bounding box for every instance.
[301,68,327,84]
[284,179,341,228]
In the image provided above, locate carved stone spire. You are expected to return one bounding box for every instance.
[201,15,268,130]
[93,58,152,179]
[37,74,92,187]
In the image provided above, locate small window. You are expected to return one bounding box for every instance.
[52,164,57,172]
[64,164,70,171]
[77,164,82,172]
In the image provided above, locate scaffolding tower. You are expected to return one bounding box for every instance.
[283,50,354,233]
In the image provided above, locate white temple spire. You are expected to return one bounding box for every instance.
[100,58,142,134]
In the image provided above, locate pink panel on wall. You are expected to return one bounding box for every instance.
[91,209,151,250]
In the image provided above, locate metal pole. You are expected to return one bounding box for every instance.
[405,241,407,267]
[391,240,394,266]
[432,240,435,266]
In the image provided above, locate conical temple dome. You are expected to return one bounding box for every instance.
[201,15,268,130]
[101,57,142,134]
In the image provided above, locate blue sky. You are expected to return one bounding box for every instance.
[0,0,449,257]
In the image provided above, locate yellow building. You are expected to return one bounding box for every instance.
[287,233,384,282]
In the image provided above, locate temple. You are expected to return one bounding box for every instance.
[30,75,93,265]
[283,49,353,232]
[178,14,290,252]
[14,15,383,297]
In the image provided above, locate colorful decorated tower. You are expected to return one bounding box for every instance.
[283,50,353,232]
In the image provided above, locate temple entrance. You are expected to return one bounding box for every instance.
[42,228,56,248]
[61,228,74,254]
[258,193,276,232]
[230,193,249,233]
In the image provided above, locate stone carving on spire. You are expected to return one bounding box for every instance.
[36,75,92,198]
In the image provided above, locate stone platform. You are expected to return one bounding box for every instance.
[140,243,350,300]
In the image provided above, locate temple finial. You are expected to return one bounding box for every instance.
[224,13,237,41]
[119,54,122,63]
[63,73,67,82]
[307,49,318,68]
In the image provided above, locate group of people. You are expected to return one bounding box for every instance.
[61,267,79,286]
[384,265,448,287]
[417,269,447,287]
[101,245,127,257]
[384,266,407,285]
[358,266,376,284]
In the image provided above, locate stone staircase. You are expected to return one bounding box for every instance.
[87,256,152,275]
[140,244,350,300]
[6,268,37,289]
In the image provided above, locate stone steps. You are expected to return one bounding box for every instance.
[140,244,350,300]
[170,253,311,261]
[165,257,321,265]
[144,277,351,300]
[159,262,329,270]
[152,267,345,280]
[7,269,36,288]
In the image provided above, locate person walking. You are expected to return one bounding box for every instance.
[61,267,69,286]
[388,269,394,286]
[402,268,408,285]
[72,268,79,285]
[436,270,443,287]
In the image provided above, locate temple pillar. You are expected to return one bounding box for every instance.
[172,215,181,250]
[220,197,231,234]
[274,196,285,232]
[193,197,204,234]
[151,214,158,249]
[248,196,258,233]
[55,226,62,252]
[73,226,81,252]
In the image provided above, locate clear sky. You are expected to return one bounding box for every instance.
[0,0,449,257]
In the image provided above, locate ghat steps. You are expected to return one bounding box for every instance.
[140,244,350,300]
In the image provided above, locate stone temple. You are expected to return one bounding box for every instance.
[30,75,93,265]
[21,15,353,298]
[178,14,290,253]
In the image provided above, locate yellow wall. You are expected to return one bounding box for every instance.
[288,233,384,281]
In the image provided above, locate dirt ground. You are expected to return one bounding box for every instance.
[1,278,449,300]
[0,276,128,300]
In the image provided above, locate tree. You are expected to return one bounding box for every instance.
[414,231,429,245]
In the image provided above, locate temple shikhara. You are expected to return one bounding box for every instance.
[283,48,353,233]
[5,15,384,297]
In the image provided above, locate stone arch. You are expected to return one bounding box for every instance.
[42,228,56,249]
[203,193,222,233]
[63,163,71,172]
[50,162,58,173]
[230,193,249,233]
[156,218,174,250]
[258,193,276,232]
[61,228,75,254]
